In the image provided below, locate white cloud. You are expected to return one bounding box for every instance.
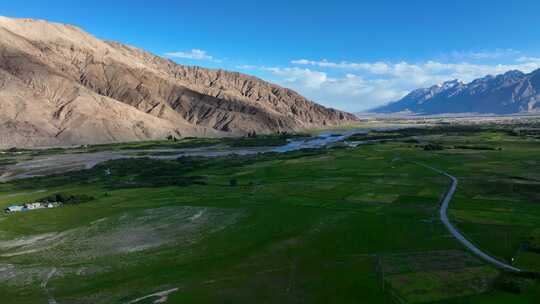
[234,51,540,112]
[517,56,540,63]
[291,58,540,81]
[260,67,409,111]
[291,59,393,74]
[263,67,328,89]
[165,49,222,63]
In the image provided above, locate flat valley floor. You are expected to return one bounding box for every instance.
[0,127,539,303]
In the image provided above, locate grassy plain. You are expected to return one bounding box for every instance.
[0,128,539,303]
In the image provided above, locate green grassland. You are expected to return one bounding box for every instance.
[0,129,539,303]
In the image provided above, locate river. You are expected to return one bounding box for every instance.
[0,128,396,182]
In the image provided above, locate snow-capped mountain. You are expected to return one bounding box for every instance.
[371,69,540,115]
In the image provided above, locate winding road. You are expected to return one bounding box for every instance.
[415,162,522,273]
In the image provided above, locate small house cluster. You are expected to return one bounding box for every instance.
[4,201,61,213]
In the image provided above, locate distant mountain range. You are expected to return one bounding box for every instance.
[371,69,540,115]
[0,16,356,148]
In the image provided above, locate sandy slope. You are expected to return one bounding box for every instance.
[0,16,356,148]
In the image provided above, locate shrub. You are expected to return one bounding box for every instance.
[40,193,95,205]
[494,274,531,294]
[423,143,444,151]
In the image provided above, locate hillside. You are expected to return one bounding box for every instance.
[0,16,356,148]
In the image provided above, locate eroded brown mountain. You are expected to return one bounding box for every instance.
[0,16,356,148]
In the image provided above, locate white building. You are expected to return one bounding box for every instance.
[25,202,43,210]
[5,205,24,213]
[4,201,61,214]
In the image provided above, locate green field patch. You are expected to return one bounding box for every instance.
[386,266,498,303]
[366,156,386,161]
[382,250,484,275]
[450,209,540,227]
[452,197,540,215]
[417,188,440,197]
[232,169,258,177]
[370,177,419,187]
[515,251,540,272]
[394,195,437,205]
[345,192,399,204]
[282,155,334,164]
[528,228,540,251]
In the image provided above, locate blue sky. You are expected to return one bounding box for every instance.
[2,0,540,112]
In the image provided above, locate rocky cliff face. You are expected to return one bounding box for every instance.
[372,70,540,115]
[0,16,356,148]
